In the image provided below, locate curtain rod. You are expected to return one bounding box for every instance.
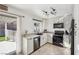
[0,10,24,18]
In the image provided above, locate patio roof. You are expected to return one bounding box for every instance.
[0,21,16,30]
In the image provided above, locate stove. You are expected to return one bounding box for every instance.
[53,31,64,47]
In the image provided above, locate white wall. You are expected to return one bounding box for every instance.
[46,18,56,32]
[63,14,72,48]
[64,14,72,32]
[8,5,43,34]
[73,4,79,55]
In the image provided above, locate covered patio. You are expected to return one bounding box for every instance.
[0,11,24,55]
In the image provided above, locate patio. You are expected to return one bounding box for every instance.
[0,14,17,55]
[0,41,16,55]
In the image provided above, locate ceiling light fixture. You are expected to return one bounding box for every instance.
[41,7,56,16]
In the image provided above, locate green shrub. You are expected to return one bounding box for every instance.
[0,36,5,41]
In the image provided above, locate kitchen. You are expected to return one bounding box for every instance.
[0,4,75,55]
[22,6,73,54]
[23,18,72,55]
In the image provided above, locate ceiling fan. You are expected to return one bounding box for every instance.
[42,10,49,15]
[41,7,56,16]
[50,7,56,15]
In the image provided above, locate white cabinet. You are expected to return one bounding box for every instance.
[27,38,34,54]
[23,37,34,55]
[43,33,47,44]
[47,33,53,43]
[40,35,44,46]
[23,37,27,55]
[63,35,71,48]
[40,33,47,46]
[40,33,53,46]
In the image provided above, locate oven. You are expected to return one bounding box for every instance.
[53,31,64,47]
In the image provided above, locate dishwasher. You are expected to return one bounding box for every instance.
[33,36,40,51]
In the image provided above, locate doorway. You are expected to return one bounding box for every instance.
[0,14,17,55]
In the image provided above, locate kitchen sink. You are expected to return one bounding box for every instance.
[36,33,43,35]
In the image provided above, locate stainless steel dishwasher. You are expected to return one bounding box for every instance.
[33,36,40,51]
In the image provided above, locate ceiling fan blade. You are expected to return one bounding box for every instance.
[51,11,56,15]
[42,10,49,15]
[42,10,47,13]
[51,7,56,11]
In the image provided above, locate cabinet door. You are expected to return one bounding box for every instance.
[63,35,71,48]
[40,34,47,46]
[43,33,47,44]
[47,34,53,43]
[23,37,27,54]
[27,38,33,54]
[40,35,45,46]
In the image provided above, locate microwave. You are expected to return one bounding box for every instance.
[53,23,64,28]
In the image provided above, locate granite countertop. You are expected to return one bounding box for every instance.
[26,35,40,38]
[23,34,41,38]
[23,31,54,38]
[43,31,54,33]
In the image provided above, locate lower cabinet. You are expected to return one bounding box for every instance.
[23,36,40,55]
[40,35,44,46]
[23,37,34,55]
[27,38,34,54]
[47,33,53,43]
[63,35,71,48]
[23,33,53,55]
[23,37,27,55]
[40,33,47,46]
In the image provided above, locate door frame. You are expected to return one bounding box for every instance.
[71,19,74,55]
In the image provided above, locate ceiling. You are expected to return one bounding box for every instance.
[7,4,73,19]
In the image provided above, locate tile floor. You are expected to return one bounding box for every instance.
[31,43,71,55]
